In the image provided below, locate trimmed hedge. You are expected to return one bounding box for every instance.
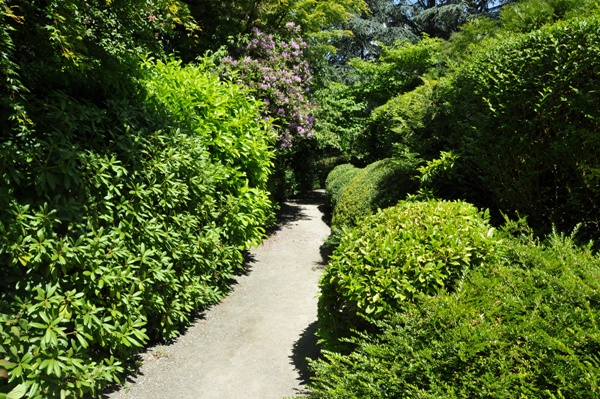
[0,59,274,399]
[366,77,448,160]
[331,157,420,229]
[310,232,600,398]
[324,163,361,209]
[318,200,497,352]
[448,14,600,236]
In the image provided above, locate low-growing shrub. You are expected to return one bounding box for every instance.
[331,157,420,229]
[310,232,600,398]
[318,200,497,352]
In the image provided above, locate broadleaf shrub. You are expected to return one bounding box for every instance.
[220,23,316,149]
[313,82,368,160]
[0,59,274,399]
[310,232,600,398]
[219,23,318,198]
[347,37,442,111]
[318,200,497,352]
[331,157,420,229]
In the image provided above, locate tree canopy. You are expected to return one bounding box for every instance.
[178,0,367,57]
[328,0,516,65]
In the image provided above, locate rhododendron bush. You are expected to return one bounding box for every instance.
[219,23,319,197]
[221,23,317,149]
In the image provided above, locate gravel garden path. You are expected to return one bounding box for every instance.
[104,191,330,399]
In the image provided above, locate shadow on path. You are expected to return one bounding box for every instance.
[267,190,327,236]
[291,321,321,391]
[100,190,330,398]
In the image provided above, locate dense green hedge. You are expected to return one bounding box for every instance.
[447,15,600,236]
[310,232,600,398]
[331,157,420,229]
[311,5,600,398]
[366,77,449,160]
[324,164,361,210]
[0,59,274,399]
[350,11,600,238]
[318,200,497,352]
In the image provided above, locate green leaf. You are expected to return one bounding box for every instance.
[29,322,46,330]
[0,360,15,369]
[6,383,27,399]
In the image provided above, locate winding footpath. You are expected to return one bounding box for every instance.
[105,191,329,399]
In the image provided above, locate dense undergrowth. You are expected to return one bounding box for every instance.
[0,0,282,396]
[321,2,600,239]
[2,0,600,398]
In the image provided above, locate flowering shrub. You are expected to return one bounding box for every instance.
[221,23,317,149]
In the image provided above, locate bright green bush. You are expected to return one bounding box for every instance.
[331,157,420,228]
[0,59,274,399]
[318,38,442,162]
[447,14,600,237]
[348,37,442,111]
[313,83,368,160]
[366,77,452,160]
[499,0,597,34]
[324,164,361,209]
[141,58,275,246]
[310,232,600,398]
[319,200,497,352]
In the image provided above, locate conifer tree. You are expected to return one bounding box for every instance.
[330,0,515,65]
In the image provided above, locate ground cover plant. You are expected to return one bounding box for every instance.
[310,231,600,398]
[318,199,498,353]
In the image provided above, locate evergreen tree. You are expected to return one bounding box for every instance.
[332,0,417,64]
[330,0,515,66]
[407,0,514,39]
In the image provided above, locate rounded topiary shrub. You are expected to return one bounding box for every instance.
[324,163,361,209]
[318,200,497,352]
[310,233,600,399]
[331,157,419,229]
